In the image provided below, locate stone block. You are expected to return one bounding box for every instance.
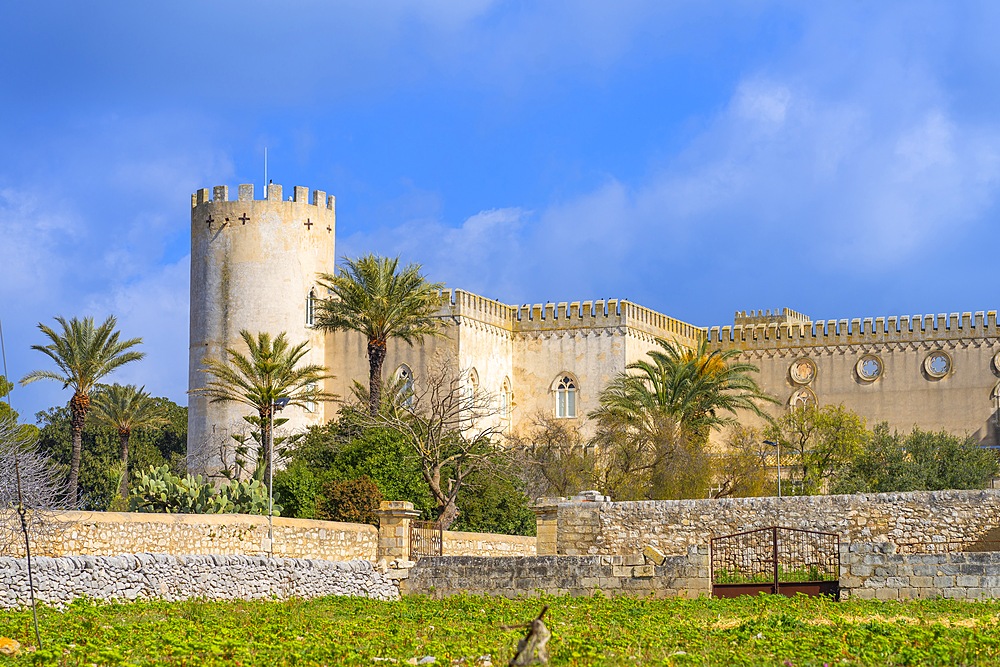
[875,587,899,600]
[632,565,655,578]
[644,545,667,566]
[933,576,955,588]
[957,575,982,588]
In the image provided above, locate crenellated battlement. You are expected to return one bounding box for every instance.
[734,307,811,326]
[191,184,335,210]
[434,290,703,342]
[709,311,1000,351]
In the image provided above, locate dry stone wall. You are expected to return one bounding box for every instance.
[0,554,397,610]
[549,490,1000,557]
[0,511,377,561]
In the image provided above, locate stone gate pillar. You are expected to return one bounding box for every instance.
[376,500,420,562]
[532,499,561,556]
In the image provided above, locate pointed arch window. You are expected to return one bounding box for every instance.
[554,374,578,419]
[305,289,316,326]
[500,377,512,420]
[395,364,414,408]
[467,368,480,398]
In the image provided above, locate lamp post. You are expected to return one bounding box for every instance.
[764,440,781,499]
[267,396,290,557]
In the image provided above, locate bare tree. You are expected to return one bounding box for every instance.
[0,416,71,556]
[358,354,505,529]
[710,425,773,498]
[508,414,594,500]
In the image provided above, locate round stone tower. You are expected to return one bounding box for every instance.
[188,183,336,473]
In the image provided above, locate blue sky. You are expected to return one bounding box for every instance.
[2,2,999,420]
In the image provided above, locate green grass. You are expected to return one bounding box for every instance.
[2,594,1000,666]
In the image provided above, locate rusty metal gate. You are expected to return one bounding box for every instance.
[409,520,443,560]
[710,526,840,599]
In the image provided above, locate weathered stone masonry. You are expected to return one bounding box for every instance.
[0,554,397,610]
[539,490,1000,558]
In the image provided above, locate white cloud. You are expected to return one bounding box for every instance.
[85,256,191,406]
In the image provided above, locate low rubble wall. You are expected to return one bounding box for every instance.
[0,554,398,609]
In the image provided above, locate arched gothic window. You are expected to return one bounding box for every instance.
[554,374,578,419]
[304,382,317,413]
[395,364,414,408]
[500,378,512,420]
[467,368,480,398]
[305,289,316,326]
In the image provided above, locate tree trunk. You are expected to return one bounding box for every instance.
[67,391,90,505]
[368,339,386,416]
[260,407,273,494]
[438,500,460,530]
[118,428,130,499]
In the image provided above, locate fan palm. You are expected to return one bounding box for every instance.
[91,384,168,499]
[20,316,144,503]
[316,254,444,415]
[193,330,334,485]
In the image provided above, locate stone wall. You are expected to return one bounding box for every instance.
[543,490,1000,557]
[401,547,710,599]
[402,542,1000,602]
[841,543,1000,600]
[0,511,377,561]
[442,530,536,557]
[0,554,397,610]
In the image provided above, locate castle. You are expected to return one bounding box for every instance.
[188,184,1000,471]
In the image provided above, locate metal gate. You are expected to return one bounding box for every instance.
[409,520,443,560]
[710,526,840,599]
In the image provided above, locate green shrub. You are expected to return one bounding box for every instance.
[315,475,383,525]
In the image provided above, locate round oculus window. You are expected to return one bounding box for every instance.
[924,351,951,379]
[856,354,883,382]
[789,358,817,385]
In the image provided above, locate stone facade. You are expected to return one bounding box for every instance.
[710,309,1000,446]
[0,511,377,561]
[0,554,396,610]
[539,490,1000,557]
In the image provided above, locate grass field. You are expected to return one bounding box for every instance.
[2,594,1000,666]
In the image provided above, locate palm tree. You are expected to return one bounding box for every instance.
[590,337,775,499]
[316,254,444,415]
[193,330,334,485]
[20,316,144,503]
[592,337,775,441]
[91,384,167,499]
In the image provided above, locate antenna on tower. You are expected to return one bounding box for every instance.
[264,147,268,200]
